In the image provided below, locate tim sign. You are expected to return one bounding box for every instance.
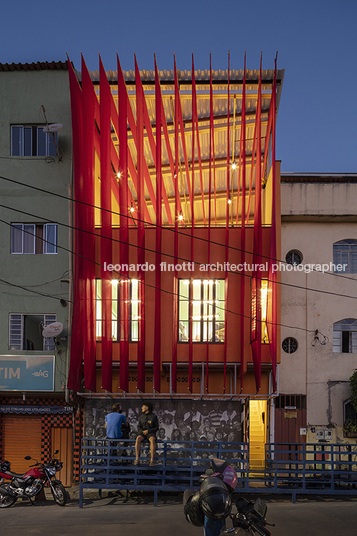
[0,356,54,391]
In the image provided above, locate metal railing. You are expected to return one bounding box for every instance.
[79,439,357,506]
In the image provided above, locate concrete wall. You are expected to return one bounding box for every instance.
[0,67,72,392]
[280,180,357,444]
[281,181,357,219]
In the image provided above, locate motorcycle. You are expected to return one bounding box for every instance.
[220,497,273,536]
[0,450,66,508]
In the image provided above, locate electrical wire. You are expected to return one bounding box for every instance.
[0,172,356,285]
[1,202,357,305]
[0,211,352,336]
[0,179,356,336]
[0,277,71,303]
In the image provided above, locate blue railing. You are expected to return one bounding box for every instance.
[79,439,357,506]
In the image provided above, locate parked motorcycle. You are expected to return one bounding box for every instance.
[220,497,273,536]
[0,450,66,507]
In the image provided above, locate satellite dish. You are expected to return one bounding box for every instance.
[43,123,63,133]
[42,322,64,338]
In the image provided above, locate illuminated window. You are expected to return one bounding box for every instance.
[178,279,225,343]
[96,279,140,342]
[251,278,269,344]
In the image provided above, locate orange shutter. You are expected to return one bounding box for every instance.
[2,414,42,474]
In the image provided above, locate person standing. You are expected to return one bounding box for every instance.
[134,402,159,466]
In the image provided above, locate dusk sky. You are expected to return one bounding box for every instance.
[1,0,356,173]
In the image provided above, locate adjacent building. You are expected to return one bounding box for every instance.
[0,61,77,484]
[279,173,357,448]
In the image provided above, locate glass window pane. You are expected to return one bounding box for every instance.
[192,280,201,300]
[11,224,23,253]
[44,224,57,254]
[132,280,139,300]
[179,321,188,341]
[216,303,225,322]
[23,224,35,254]
[37,128,46,156]
[24,127,32,156]
[112,300,118,321]
[131,301,139,318]
[192,302,201,320]
[179,301,189,321]
[96,279,102,299]
[111,321,117,341]
[96,320,102,338]
[131,321,139,342]
[192,321,201,342]
[112,280,118,300]
[47,132,58,156]
[216,280,225,300]
[179,280,190,299]
[11,126,22,156]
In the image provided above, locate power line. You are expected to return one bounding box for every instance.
[1,211,356,342]
[0,214,317,335]
[1,202,357,306]
[0,277,71,303]
[1,172,356,284]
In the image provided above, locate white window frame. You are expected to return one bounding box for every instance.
[9,314,56,351]
[333,318,357,353]
[11,223,58,254]
[333,239,357,274]
[11,125,58,157]
[95,279,140,342]
[178,279,225,343]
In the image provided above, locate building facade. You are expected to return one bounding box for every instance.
[0,56,285,478]
[68,56,283,469]
[0,62,79,484]
[279,174,357,448]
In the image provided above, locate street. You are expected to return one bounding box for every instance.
[1,493,357,536]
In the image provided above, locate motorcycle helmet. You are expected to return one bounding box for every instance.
[0,460,10,472]
[209,458,238,493]
[199,476,232,520]
[183,489,204,527]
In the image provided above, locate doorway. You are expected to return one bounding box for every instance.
[249,400,267,470]
[51,427,73,487]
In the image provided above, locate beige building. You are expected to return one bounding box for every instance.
[279,173,357,445]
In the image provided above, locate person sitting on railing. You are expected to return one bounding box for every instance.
[134,402,159,467]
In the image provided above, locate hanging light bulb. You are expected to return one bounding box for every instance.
[231,161,237,170]
[117,169,121,179]
[130,202,135,213]
[178,211,184,222]
[228,196,232,205]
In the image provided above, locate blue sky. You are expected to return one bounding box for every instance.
[1,0,356,172]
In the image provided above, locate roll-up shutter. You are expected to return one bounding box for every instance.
[2,414,42,473]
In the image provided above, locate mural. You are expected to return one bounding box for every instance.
[85,399,242,444]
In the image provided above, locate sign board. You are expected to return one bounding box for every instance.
[0,355,54,391]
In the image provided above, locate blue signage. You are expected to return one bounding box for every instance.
[0,356,54,391]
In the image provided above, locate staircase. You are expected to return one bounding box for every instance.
[249,400,267,471]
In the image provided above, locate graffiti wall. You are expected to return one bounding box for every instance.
[85,399,242,443]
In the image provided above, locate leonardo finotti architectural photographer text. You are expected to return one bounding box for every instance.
[103,261,347,274]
